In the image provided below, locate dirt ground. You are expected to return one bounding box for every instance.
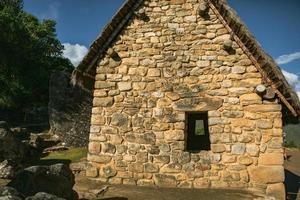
[285,149,300,200]
[74,175,264,200]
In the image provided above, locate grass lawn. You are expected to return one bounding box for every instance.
[42,147,88,163]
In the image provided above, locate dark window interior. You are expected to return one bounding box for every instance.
[186,112,210,151]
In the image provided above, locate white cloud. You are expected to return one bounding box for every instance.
[63,43,88,67]
[276,52,300,65]
[282,69,300,98]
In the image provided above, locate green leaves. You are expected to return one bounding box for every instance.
[0,0,73,109]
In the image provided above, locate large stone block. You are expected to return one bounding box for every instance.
[94,81,116,89]
[248,166,284,184]
[240,93,262,106]
[173,97,223,111]
[258,153,284,165]
[88,154,112,164]
[153,174,177,187]
[266,183,285,200]
[244,105,281,112]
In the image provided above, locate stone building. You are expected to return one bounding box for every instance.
[72,0,300,199]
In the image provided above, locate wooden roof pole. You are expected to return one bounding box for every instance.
[208,1,298,117]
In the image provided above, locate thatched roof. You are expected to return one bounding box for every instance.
[72,0,300,118]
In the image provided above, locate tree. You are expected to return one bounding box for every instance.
[0,0,73,109]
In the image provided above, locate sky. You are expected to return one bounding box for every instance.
[23,0,300,96]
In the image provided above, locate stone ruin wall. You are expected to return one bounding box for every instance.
[86,0,285,198]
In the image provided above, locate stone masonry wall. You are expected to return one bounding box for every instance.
[86,0,285,198]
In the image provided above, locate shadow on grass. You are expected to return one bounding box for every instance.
[285,169,300,200]
[30,159,71,166]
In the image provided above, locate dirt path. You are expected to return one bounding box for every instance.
[285,149,300,200]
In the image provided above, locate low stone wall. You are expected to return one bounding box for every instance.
[49,71,92,147]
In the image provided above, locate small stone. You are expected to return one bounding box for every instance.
[108,90,120,96]
[102,143,116,154]
[256,119,273,129]
[118,82,132,91]
[184,15,196,22]
[136,152,148,163]
[144,163,159,173]
[102,166,117,178]
[196,60,210,68]
[194,178,211,188]
[157,98,172,107]
[88,142,101,154]
[147,68,161,77]
[154,155,170,164]
[222,110,243,118]
[161,163,182,173]
[122,57,139,66]
[166,92,180,101]
[211,144,226,153]
[110,135,123,145]
[91,115,106,125]
[238,156,253,165]
[246,144,259,156]
[86,166,98,177]
[231,66,245,74]
[164,130,184,141]
[231,143,245,155]
[137,179,155,187]
[118,65,128,74]
[111,113,128,127]
[93,97,114,107]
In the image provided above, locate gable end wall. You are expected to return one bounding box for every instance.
[86,0,285,198]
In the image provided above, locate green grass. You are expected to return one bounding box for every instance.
[42,147,88,163]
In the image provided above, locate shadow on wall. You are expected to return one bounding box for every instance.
[48,71,93,147]
[285,169,300,200]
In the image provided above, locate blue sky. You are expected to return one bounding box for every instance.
[24,0,300,96]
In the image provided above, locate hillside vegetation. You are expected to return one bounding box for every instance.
[0,0,72,111]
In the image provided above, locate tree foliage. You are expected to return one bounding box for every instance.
[0,0,73,109]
